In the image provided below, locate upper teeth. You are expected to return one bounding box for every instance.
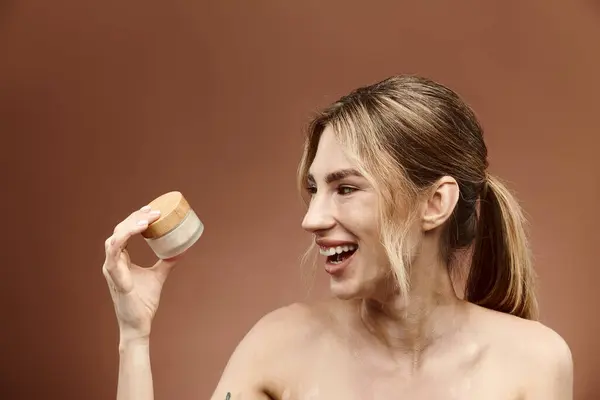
[319,244,357,256]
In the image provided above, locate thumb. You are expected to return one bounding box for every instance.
[151,256,180,283]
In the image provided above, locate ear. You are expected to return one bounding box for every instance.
[421,176,460,232]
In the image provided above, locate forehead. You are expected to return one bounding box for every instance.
[309,126,356,178]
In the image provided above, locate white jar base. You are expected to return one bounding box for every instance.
[144,209,204,259]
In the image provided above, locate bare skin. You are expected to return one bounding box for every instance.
[211,299,572,400]
[103,127,573,400]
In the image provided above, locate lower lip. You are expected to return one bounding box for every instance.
[324,251,356,276]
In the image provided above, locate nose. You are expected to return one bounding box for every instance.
[301,194,336,233]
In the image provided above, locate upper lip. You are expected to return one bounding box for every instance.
[315,238,358,248]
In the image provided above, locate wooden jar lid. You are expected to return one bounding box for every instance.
[141,191,191,239]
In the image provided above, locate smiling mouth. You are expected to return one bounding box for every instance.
[319,244,358,264]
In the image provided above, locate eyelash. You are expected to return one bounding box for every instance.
[305,185,357,196]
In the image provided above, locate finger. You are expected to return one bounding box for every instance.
[102,241,129,290]
[102,250,135,293]
[103,206,161,289]
[116,205,162,245]
[112,205,162,237]
[105,206,162,263]
[104,231,141,291]
[102,264,114,287]
[102,265,120,295]
[111,251,135,293]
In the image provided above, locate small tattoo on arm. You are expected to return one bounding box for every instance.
[225,392,231,400]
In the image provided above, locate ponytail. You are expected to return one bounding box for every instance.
[465,174,539,320]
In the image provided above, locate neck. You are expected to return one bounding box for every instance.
[352,255,467,358]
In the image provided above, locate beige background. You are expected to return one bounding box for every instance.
[1,1,598,399]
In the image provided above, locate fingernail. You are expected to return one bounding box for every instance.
[150,210,161,216]
[140,205,151,212]
[137,220,148,226]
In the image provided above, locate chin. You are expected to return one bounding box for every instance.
[328,277,365,300]
[328,270,386,302]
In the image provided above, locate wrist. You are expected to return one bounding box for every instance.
[119,332,150,352]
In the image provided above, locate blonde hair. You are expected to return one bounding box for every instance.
[297,75,538,320]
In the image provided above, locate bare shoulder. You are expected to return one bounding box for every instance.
[210,301,334,400]
[471,305,574,399]
[241,301,332,351]
[482,307,572,366]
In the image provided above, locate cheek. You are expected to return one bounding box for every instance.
[345,213,378,242]
[339,198,379,235]
[341,204,385,259]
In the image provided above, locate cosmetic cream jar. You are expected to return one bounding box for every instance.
[141,191,204,259]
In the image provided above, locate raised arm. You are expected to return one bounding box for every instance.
[116,337,154,400]
[103,205,307,400]
[102,205,177,400]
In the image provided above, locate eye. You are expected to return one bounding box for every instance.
[337,185,357,195]
[305,184,317,195]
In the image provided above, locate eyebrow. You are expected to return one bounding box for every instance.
[306,168,363,185]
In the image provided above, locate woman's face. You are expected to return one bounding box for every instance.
[301,126,394,300]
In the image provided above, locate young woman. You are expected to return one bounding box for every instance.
[102,75,573,399]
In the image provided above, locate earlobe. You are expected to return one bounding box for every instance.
[422,177,460,231]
